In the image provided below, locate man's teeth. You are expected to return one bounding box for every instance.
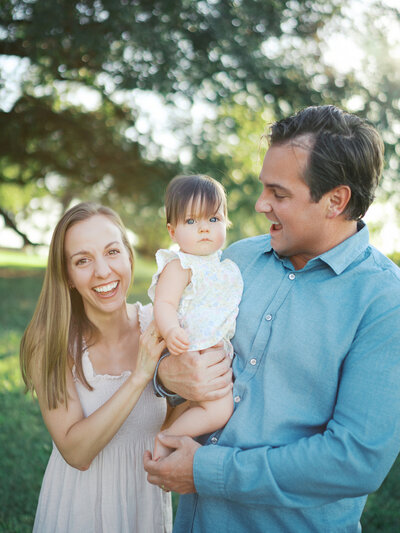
[94,282,118,293]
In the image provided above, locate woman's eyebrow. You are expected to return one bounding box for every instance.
[70,241,120,259]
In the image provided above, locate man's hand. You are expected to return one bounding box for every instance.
[158,343,233,402]
[143,433,200,494]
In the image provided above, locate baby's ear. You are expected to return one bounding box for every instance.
[167,223,176,241]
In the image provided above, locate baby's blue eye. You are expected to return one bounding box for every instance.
[209,216,218,222]
[186,218,195,225]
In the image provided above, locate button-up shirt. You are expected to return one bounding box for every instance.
[174,223,400,532]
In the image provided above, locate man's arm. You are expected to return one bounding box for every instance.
[146,303,400,506]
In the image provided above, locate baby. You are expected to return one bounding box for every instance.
[148,174,243,459]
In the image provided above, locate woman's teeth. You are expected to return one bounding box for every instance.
[93,281,118,293]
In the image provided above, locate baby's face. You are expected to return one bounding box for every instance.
[167,206,226,256]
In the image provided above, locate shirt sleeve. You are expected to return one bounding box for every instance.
[193,300,400,508]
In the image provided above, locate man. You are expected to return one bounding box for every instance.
[144,105,400,532]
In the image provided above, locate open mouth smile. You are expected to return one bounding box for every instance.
[93,281,119,294]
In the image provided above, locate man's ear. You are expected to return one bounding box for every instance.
[167,223,176,241]
[326,186,352,218]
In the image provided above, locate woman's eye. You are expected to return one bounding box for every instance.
[186,218,195,225]
[108,249,120,255]
[76,258,88,266]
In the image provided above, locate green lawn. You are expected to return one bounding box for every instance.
[1,250,400,531]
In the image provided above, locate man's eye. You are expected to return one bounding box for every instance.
[186,218,195,225]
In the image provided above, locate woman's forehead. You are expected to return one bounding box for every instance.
[65,215,122,250]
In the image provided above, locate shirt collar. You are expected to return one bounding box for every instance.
[264,221,370,275]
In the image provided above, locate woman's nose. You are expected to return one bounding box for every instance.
[94,257,112,277]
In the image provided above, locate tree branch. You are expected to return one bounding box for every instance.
[0,207,39,247]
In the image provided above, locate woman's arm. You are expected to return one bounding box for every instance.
[32,325,166,470]
[153,259,191,354]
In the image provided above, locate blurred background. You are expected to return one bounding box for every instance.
[1,0,400,531]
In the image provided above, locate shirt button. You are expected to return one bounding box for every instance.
[250,358,257,366]
[289,273,296,280]
[234,395,241,403]
[265,314,272,321]
[210,436,218,444]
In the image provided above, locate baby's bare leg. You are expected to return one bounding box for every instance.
[153,392,234,460]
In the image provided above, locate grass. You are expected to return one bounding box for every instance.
[1,250,400,531]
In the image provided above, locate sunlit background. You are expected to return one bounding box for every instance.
[1,0,400,258]
[2,3,400,531]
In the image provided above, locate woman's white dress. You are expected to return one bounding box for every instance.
[33,303,172,533]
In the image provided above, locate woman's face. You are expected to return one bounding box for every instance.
[64,215,132,319]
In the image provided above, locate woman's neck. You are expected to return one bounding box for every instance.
[85,302,135,346]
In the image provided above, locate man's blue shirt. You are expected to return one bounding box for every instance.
[174,223,400,532]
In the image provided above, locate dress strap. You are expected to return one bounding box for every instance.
[137,302,154,333]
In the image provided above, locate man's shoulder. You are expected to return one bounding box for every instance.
[367,245,400,283]
[223,234,270,269]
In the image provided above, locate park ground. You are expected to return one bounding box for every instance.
[1,249,400,532]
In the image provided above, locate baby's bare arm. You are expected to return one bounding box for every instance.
[154,260,191,353]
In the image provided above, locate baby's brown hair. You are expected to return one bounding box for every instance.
[165,174,230,226]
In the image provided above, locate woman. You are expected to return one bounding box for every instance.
[20,202,172,533]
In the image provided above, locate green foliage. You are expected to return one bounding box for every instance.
[1,0,380,254]
[0,269,49,532]
[388,251,400,267]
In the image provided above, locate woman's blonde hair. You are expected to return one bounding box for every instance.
[20,202,134,410]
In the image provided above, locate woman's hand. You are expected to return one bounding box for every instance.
[135,321,167,381]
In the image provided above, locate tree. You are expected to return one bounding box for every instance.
[0,0,398,253]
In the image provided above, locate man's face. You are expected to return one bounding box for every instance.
[255,142,332,270]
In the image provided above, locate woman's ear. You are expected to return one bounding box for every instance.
[167,223,176,241]
[326,185,352,218]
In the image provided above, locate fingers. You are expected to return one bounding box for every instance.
[169,339,189,354]
[200,347,227,366]
[143,451,163,484]
[203,381,233,401]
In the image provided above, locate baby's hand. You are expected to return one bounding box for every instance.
[166,326,190,355]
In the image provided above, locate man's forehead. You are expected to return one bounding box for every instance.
[259,140,311,184]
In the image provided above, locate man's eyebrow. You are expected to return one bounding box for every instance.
[259,180,292,194]
[70,241,119,259]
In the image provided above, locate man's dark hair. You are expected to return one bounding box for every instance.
[269,105,384,220]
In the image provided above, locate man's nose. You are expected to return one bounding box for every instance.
[255,195,273,213]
